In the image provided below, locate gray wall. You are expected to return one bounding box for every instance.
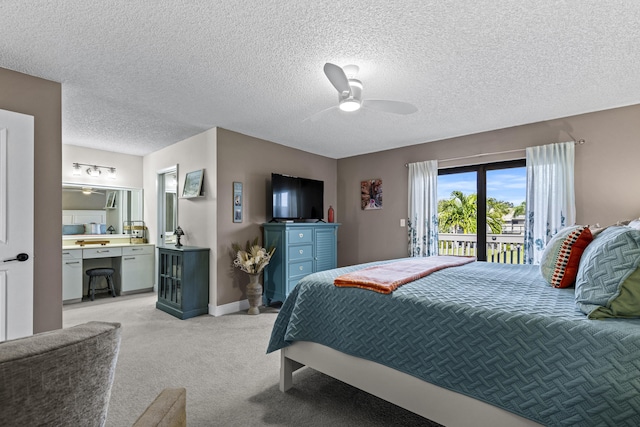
[216,128,337,306]
[337,104,640,267]
[0,67,62,333]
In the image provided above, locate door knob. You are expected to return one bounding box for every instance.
[3,253,29,262]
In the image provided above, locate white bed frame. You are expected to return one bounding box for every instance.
[280,341,542,427]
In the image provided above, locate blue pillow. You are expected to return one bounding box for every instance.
[62,224,85,235]
[575,226,640,317]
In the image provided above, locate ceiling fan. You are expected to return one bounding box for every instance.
[313,63,418,118]
[63,186,105,196]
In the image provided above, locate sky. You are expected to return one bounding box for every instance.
[437,167,526,206]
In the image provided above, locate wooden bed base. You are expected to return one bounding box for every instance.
[280,341,542,427]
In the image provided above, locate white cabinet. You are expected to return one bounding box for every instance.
[61,244,155,303]
[62,249,83,302]
[116,245,154,294]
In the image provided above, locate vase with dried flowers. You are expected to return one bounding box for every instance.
[232,237,275,315]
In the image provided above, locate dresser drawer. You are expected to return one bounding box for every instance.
[83,247,122,259]
[122,245,154,256]
[287,228,312,244]
[289,260,313,279]
[62,249,82,260]
[288,244,313,261]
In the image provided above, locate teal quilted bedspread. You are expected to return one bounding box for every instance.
[267,260,640,426]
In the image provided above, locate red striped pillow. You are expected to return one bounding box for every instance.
[540,226,593,288]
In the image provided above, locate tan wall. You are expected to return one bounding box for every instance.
[216,128,337,306]
[0,67,62,332]
[337,104,640,267]
[143,128,217,305]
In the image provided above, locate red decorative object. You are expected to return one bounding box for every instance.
[328,205,335,223]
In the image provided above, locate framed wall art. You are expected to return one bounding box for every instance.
[233,181,243,223]
[182,169,204,198]
[361,178,382,210]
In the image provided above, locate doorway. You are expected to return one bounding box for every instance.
[157,165,178,247]
[437,160,526,262]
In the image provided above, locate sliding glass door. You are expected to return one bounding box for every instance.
[437,160,525,262]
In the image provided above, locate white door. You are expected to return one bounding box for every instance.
[0,109,34,341]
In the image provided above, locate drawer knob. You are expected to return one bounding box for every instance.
[299,266,304,271]
[299,249,304,254]
[299,233,304,238]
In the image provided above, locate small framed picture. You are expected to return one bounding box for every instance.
[233,182,243,223]
[361,178,383,210]
[106,191,117,208]
[182,169,204,198]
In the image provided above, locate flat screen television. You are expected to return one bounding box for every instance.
[271,173,324,221]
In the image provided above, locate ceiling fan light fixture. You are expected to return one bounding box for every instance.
[338,77,363,112]
[348,79,363,90]
[319,62,417,119]
[339,98,362,112]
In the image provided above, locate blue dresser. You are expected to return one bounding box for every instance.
[263,222,340,305]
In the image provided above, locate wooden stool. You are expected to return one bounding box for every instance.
[86,268,116,301]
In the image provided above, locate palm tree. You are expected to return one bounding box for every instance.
[487,197,511,234]
[512,201,526,217]
[438,191,477,233]
[438,192,512,234]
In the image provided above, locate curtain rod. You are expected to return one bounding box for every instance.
[405,139,585,167]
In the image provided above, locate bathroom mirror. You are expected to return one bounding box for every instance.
[62,183,143,237]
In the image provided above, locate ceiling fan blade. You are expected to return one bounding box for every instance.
[323,63,351,95]
[302,105,339,123]
[363,100,418,115]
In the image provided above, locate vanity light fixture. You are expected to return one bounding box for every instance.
[72,163,117,179]
[88,166,101,177]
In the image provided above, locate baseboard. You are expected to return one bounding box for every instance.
[209,299,250,316]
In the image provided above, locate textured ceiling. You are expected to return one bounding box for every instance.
[1,1,639,158]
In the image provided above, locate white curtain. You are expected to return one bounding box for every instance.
[524,142,575,264]
[408,160,439,257]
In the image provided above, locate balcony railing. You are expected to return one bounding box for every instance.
[438,233,525,264]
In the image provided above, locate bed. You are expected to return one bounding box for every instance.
[267,232,640,427]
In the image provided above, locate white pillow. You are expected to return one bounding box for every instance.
[84,223,102,234]
[627,219,640,230]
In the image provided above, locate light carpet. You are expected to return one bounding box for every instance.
[63,293,440,426]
